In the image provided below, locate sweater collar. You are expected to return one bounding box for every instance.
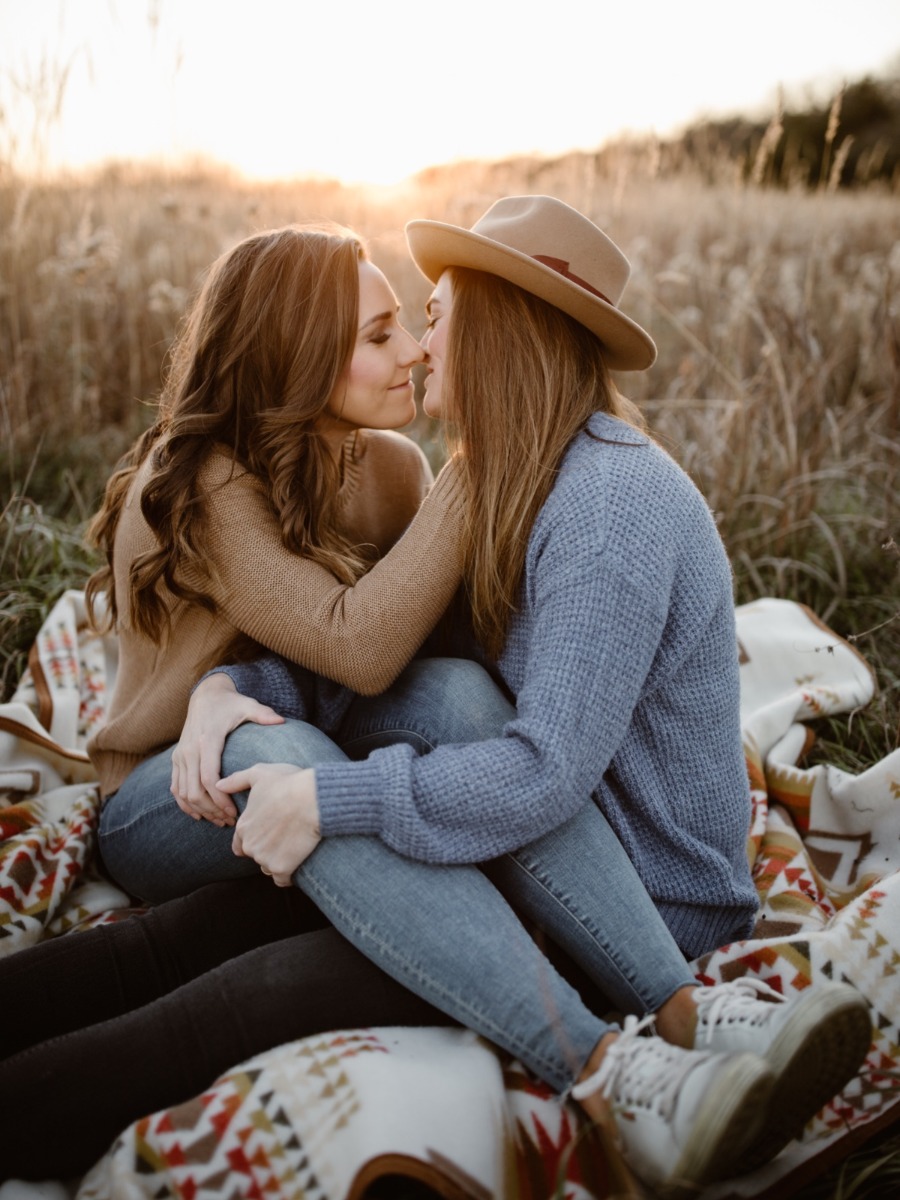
[585,411,650,446]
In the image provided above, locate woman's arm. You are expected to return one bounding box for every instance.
[217,552,668,870]
[196,655,318,724]
[168,435,456,818]
[191,452,464,697]
[309,560,664,860]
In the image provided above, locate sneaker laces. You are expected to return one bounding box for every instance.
[693,977,785,1047]
[571,1014,711,1120]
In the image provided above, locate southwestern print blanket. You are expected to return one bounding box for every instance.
[1,590,898,1199]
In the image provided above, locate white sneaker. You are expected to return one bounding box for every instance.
[693,978,872,1171]
[571,1014,774,1198]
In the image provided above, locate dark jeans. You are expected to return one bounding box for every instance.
[0,877,449,1182]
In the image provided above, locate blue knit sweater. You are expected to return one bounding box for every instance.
[221,413,758,955]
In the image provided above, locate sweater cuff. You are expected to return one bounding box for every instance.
[195,658,315,722]
[657,899,757,962]
[315,757,387,837]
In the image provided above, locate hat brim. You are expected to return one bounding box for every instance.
[406,219,656,372]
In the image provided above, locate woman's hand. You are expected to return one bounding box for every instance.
[171,673,285,826]
[221,763,321,886]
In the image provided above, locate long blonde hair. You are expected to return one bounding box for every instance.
[445,266,646,660]
[86,225,370,641]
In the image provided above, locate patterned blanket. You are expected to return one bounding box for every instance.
[1,591,899,1199]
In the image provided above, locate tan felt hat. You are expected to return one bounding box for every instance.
[406,194,656,372]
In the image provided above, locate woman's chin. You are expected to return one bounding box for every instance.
[397,399,419,428]
[375,399,418,430]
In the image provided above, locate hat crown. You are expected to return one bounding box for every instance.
[404,193,656,370]
[470,195,630,306]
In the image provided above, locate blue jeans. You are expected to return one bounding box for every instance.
[99,658,695,1092]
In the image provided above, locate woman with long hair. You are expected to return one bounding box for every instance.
[84,223,463,792]
[1,205,869,1194]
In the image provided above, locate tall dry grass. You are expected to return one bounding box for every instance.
[1,154,899,759]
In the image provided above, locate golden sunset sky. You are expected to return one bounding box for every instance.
[3,0,899,185]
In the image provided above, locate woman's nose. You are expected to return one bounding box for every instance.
[403,331,427,364]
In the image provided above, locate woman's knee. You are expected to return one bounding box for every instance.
[221,718,347,776]
[395,658,515,744]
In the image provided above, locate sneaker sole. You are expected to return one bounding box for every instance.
[734,984,873,1174]
[659,1053,774,1199]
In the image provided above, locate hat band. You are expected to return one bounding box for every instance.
[532,255,613,306]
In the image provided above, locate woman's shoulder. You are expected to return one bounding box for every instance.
[532,416,727,596]
[570,414,701,498]
[545,412,717,549]
[559,413,678,495]
[196,446,258,490]
[127,443,256,508]
[582,411,653,449]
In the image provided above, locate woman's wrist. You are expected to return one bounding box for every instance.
[193,669,238,696]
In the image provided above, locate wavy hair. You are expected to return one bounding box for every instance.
[444,266,647,660]
[86,225,368,641]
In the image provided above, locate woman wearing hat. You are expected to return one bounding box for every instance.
[2,201,869,1193]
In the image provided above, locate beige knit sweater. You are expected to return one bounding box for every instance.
[88,429,464,798]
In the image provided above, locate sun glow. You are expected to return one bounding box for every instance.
[3,0,899,186]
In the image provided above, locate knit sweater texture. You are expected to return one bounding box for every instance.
[87,429,464,798]
[307,413,758,955]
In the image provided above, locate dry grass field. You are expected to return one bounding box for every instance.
[1,146,899,1195]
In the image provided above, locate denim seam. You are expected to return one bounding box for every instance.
[99,793,188,838]
[503,852,692,1015]
[340,726,436,754]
